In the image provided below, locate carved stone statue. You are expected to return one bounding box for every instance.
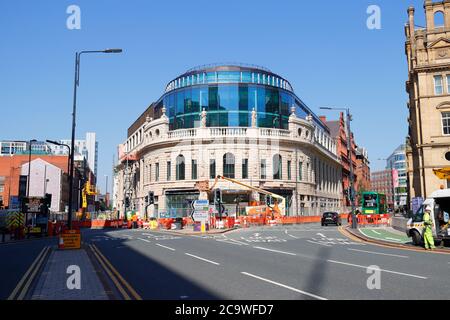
[306,114,313,122]
[251,108,257,128]
[201,108,207,128]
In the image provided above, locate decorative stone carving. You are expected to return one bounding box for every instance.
[290,105,296,116]
[306,114,313,122]
[251,108,257,128]
[201,108,207,128]
[146,115,151,123]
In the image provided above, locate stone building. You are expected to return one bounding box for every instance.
[405,0,450,201]
[115,64,343,218]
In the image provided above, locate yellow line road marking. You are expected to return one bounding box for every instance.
[8,246,50,300]
[91,244,142,300]
[89,244,131,300]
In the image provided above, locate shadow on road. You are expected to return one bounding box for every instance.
[303,246,331,298]
[84,229,220,300]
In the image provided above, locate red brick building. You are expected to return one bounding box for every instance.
[321,113,370,208]
[371,169,395,208]
[0,155,69,208]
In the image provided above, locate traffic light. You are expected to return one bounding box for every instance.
[214,188,222,204]
[265,195,273,206]
[145,195,149,204]
[44,193,52,208]
[125,197,130,207]
[148,191,155,205]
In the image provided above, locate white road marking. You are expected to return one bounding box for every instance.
[185,253,220,265]
[327,260,427,279]
[307,240,332,247]
[385,237,403,242]
[155,243,176,251]
[216,239,242,246]
[371,230,381,235]
[347,248,409,258]
[285,230,299,239]
[228,238,250,246]
[138,238,151,243]
[241,272,327,300]
[316,233,325,238]
[253,246,297,256]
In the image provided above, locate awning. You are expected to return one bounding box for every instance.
[433,168,450,179]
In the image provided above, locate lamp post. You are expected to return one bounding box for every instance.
[105,174,108,209]
[320,107,357,229]
[68,49,122,230]
[25,139,37,231]
[46,140,71,173]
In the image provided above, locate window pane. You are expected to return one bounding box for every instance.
[223,153,235,178]
[210,159,216,179]
[435,75,443,95]
[242,159,248,179]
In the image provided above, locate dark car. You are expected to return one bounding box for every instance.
[321,212,342,226]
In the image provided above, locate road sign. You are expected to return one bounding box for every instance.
[60,229,81,250]
[192,200,209,222]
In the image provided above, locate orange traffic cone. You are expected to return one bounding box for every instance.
[58,236,64,249]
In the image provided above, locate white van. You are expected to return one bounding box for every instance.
[406,189,450,246]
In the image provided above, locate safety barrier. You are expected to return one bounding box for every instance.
[348,214,391,227]
[90,219,122,229]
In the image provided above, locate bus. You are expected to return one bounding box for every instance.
[361,191,387,214]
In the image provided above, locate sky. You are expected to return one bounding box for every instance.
[0,0,425,193]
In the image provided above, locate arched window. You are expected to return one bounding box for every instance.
[176,155,185,180]
[223,153,235,178]
[435,11,445,28]
[273,154,282,180]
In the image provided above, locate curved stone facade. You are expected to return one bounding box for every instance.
[116,65,343,218]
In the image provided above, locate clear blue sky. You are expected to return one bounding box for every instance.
[0,0,424,193]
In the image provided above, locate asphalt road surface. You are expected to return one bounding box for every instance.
[80,224,450,300]
[0,237,55,299]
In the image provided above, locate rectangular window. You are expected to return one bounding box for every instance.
[155,163,159,182]
[442,112,450,135]
[447,75,450,93]
[287,161,292,180]
[167,161,171,181]
[299,162,303,181]
[210,159,216,179]
[261,160,267,179]
[435,75,443,95]
[242,159,249,179]
[0,185,4,193]
[192,159,198,180]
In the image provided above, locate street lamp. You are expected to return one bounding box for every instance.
[46,140,71,173]
[320,107,357,229]
[68,48,122,229]
[27,139,37,198]
[105,174,108,209]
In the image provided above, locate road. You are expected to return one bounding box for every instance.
[0,237,55,299]
[80,224,450,300]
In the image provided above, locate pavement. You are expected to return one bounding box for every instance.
[30,246,109,300]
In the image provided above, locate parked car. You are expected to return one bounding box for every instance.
[321,212,342,226]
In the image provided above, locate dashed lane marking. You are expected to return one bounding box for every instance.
[184,253,220,266]
[253,246,297,256]
[137,238,151,243]
[155,243,176,251]
[241,272,327,300]
[347,248,409,258]
[327,259,427,279]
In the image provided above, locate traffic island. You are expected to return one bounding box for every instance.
[29,245,111,300]
[341,226,450,254]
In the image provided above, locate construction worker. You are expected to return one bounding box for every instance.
[423,206,436,250]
